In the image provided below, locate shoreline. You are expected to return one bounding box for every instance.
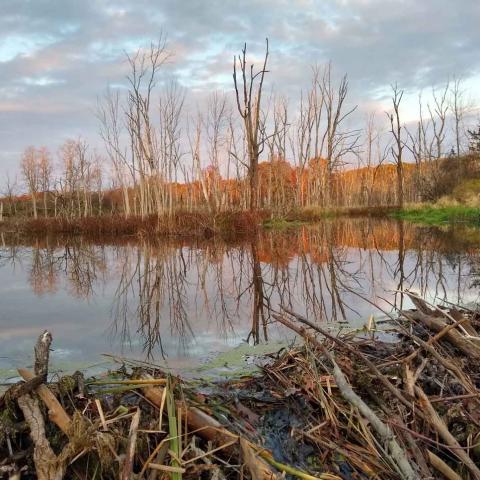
[0,206,401,239]
[2,205,480,240]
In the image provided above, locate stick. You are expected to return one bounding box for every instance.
[400,317,477,395]
[276,311,418,414]
[416,386,480,479]
[408,310,480,359]
[88,379,167,386]
[95,399,107,431]
[17,368,71,435]
[121,407,141,480]
[426,450,462,480]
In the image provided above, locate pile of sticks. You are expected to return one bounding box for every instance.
[1,292,480,479]
[271,293,480,479]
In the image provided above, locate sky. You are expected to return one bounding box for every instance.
[1,0,479,182]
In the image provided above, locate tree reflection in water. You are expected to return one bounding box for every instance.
[1,218,479,361]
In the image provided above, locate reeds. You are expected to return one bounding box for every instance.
[7,210,267,239]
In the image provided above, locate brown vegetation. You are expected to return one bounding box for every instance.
[5,210,266,240]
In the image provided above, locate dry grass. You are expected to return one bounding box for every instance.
[5,210,268,240]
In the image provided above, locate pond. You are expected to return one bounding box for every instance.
[0,218,479,382]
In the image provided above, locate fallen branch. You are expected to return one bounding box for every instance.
[416,386,480,479]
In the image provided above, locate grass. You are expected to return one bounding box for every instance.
[263,218,307,230]
[7,203,479,238]
[392,205,480,225]
[263,205,399,230]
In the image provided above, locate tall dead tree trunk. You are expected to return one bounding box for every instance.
[388,84,405,209]
[233,39,269,211]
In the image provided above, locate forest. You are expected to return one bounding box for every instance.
[1,39,479,232]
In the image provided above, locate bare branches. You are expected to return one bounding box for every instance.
[387,83,405,208]
[233,39,270,210]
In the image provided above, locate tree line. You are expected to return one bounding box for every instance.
[2,38,480,220]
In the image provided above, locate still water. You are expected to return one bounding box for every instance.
[0,218,479,380]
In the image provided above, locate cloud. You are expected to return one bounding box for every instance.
[0,0,479,176]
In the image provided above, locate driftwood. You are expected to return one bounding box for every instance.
[120,407,141,480]
[17,368,71,435]
[14,332,99,480]
[17,394,68,480]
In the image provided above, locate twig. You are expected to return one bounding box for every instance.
[276,310,417,413]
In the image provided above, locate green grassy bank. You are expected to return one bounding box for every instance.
[391,206,480,225]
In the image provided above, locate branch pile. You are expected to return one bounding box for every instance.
[2,293,480,479]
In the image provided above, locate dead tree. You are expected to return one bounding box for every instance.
[317,64,359,207]
[21,146,40,219]
[388,84,405,208]
[233,39,269,211]
[449,77,471,157]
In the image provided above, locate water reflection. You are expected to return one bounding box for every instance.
[0,219,479,371]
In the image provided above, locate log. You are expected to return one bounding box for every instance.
[17,394,67,480]
[17,368,71,435]
[408,310,480,360]
[34,331,52,379]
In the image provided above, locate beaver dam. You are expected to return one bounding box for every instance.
[2,293,480,479]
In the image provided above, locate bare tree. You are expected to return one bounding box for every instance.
[98,88,133,217]
[233,39,269,211]
[388,84,405,208]
[125,36,170,217]
[317,63,359,206]
[205,91,229,211]
[449,77,470,156]
[360,112,389,207]
[38,147,52,217]
[21,146,40,219]
[428,81,449,159]
[2,172,19,217]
